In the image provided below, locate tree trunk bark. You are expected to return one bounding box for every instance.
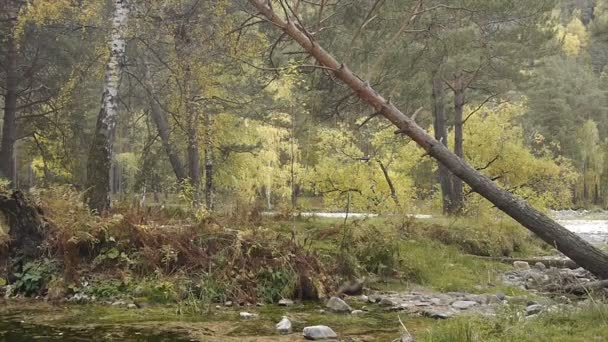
[451,75,465,214]
[0,32,18,185]
[248,0,608,279]
[203,109,214,211]
[142,60,188,183]
[85,0,129,214]
[185,66,201,207]
[431,77,454,214]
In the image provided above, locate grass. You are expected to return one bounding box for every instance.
[419,301,608,342]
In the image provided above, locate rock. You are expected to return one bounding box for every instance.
[513,261,530,270]
[351,310,365,315]
[127,303,137,309]
[379,298,397,306]
[533,262,546,271]
[360,295,369,302]
[463,294,485,304]
[278,298,294,306]
[239,312,258,319]
[111,300,126,307]
[3,285,13,299]
[367,294,382,303]
[451,300,478,310]
[303,325,338,340]
[486,295,502,304]
[224,301,233,307]
[393,334,414,342]
[430,298,443,306]
[422,310,451,319]
[276,316,292,334]
[495,292,506,301]
[326,296,352,313]
[215,305,221,310]
[526,304,544,316]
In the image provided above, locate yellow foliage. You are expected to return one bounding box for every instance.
[461,102,577,212]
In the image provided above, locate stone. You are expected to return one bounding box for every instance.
[368,295,382,303]
[326,296,352,313]
[239,312,258,319]
[3,285,13,299]
[224,301,233,307]
[276,316,292,334]
[495,292,506,301]
[422,310,451,319]
[533,262,546,271]
[351,310,365,315]
[127,303,137,309]
[111,300,126,307]
[526,304,544,316]
[303,325,338,340]
[430,298,443,306]
[451,300,479,310]
[379,298,397,306]
[513,261,530,269]
[486,295,502,304]
[360,295,369,302]
[278,298,294,306]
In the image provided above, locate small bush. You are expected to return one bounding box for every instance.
[13,258,57,295]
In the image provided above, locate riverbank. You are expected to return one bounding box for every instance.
[1,189,607,340]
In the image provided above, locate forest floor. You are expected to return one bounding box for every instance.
[1,189,607,341]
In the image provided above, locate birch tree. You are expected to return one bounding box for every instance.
[85,0,129,213]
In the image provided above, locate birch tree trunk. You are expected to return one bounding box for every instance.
[247,0,608,279]
[85,0,129,214]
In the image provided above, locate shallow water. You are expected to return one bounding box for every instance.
[552,210,608,244]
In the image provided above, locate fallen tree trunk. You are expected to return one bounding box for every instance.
[558,279,608,295]
[247,0,608,279]
[470,256,579,269]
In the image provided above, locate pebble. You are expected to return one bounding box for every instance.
[351,310,365,315]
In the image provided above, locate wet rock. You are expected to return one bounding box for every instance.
[278,298,294,306]
[534,262,546,271]
[224,301,233,307]
[303,325,338,340]
[127,303,137,309]
[451,300,478,310]
[326,296,352,313]
[111,300,126,307]
[495,292,506,301]
[276,316,292,334]
[526,304,544,316]
[513,261,530,270]
[360,295,369,302]
[239,312,258,319]
[351,309,365,315]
